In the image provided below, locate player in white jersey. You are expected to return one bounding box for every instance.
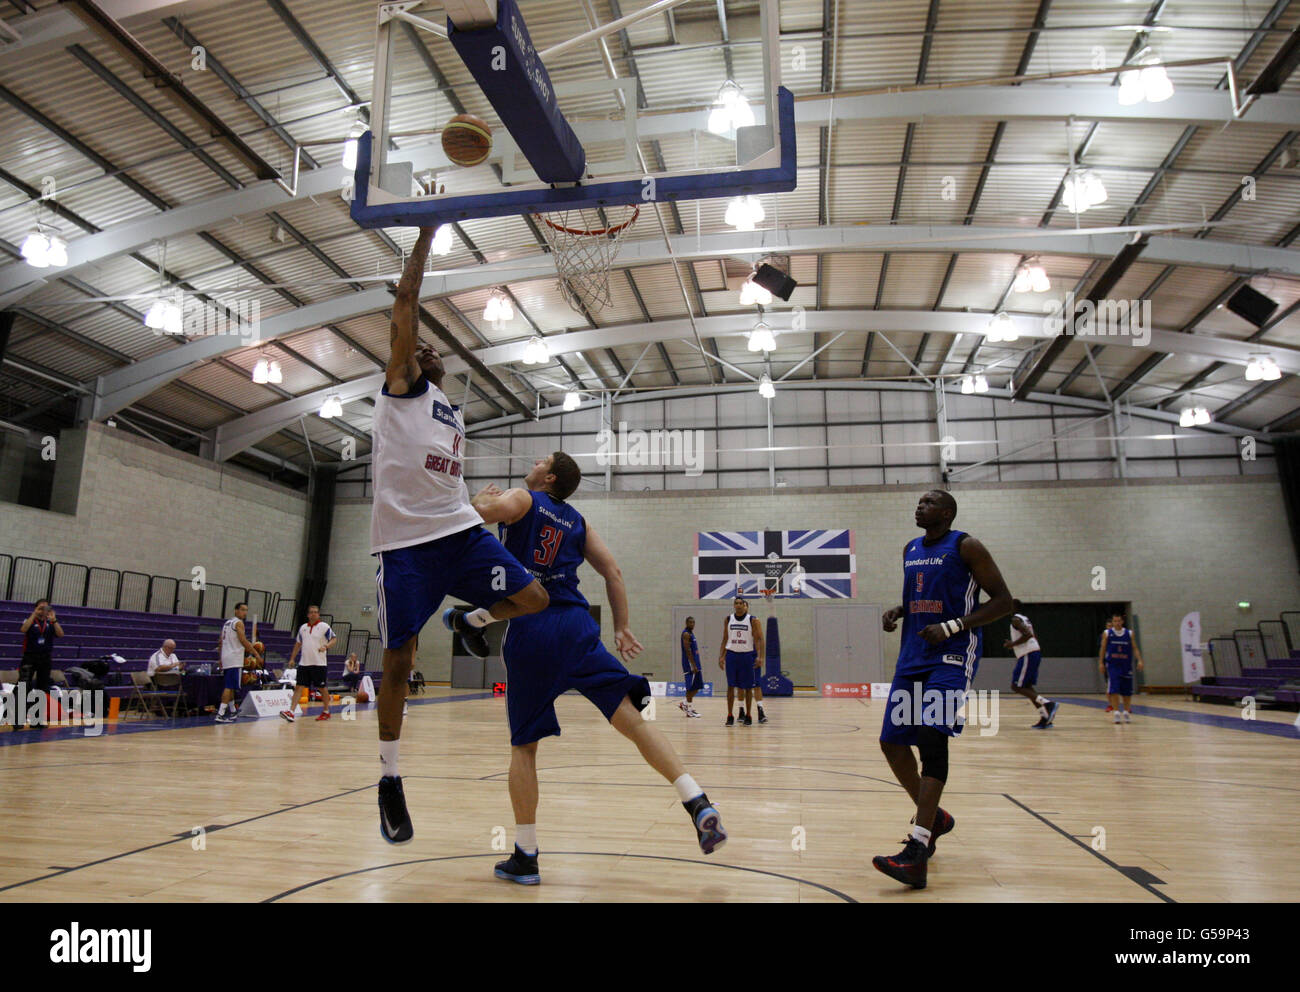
[373,226,549,845]
[1003,600,1059,729]
[717,596,764,726]
[280,605,336,723]
[216,602,259,724]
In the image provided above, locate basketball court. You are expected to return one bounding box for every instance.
[0,0,1298,961]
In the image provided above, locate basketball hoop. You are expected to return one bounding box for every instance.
[761,588,775,606]
[532,204,639,314]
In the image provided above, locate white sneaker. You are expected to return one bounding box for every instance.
[1123,710,1131,723]
[1113,712,1122,724]
[679,701,690,716]
[688,707,701,718]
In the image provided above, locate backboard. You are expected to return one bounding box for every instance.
[350,0,796,230]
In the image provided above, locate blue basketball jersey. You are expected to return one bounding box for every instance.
[897,529,982,674]
[1104,627,1133,666]
[681,628,699,667]
[499,490,588,608]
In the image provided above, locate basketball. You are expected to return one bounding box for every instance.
[441,113,492,167]
[253,640,264,653]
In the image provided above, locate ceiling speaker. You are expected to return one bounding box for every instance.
[1226,285,1279,328]
[753,262,797,302]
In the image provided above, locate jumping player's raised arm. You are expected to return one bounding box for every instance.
[918,536,1014,645]
[386,227,435,396]
[471,483,533,526]
[581,523,643,661]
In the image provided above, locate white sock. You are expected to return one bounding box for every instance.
[1037,704,1048,718]
[465,608,493,628]
[1033,695,1046,706]
[516,824,537,855]
[380,739,400,778]
[673,773,703,803]
[217,703,227,715]
[911,824,932,845]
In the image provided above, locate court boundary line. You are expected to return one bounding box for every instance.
[262,851,858,903]
[1003,793,1175,904]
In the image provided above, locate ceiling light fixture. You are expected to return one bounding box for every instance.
[724,195,765,232]
[707,79,755,136]
[986,311,1018,343]
[757,373,775,399]
[747,320,777,353]
[563,390,581,412]
[521,335,549,365]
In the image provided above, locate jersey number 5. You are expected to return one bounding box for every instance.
[535,525,562,567]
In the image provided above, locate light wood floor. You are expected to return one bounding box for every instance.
[1,690,1296,902]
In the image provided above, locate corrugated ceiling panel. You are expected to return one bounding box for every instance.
[823,253,885,306]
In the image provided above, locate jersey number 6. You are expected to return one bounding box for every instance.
[535,525,562,567]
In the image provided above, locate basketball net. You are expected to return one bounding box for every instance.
[532,205,639,314]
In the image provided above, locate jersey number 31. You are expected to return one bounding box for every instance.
[535,525,562,567]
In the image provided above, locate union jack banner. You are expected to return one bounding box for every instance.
[694,529,856,599]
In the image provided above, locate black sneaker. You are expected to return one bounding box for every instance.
[1045,700,1060,726]
[685,794,727,855]
[741,714,753,726]
[378,775,413,845]
[725,714,735,727]
[928,807,954,857]
[494,844,540,885]
[1031,716,1049,729]
[738,707,746,721]
[757,706,768,724]
[872,837,929,889]
[442,608,488,659]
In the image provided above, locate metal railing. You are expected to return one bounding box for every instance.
[1233,629,1266,671]
[1208,637,1241,678]
[1259,619,1289,662]
[1280,612,1300,657]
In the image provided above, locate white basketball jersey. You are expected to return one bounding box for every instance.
[370,375,483,555]
[297,621,333,667]
[220,617,245,669]
[727,614,755,652]
[1011,613,1041,657]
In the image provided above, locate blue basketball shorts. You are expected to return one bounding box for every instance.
[725,650,758,690]
[880,656,980,745]
[1107,663,1134,695]
[376,525,535,650]
[222,666,242,691]
[681,663,703,693]
[1011,650,1042,687]
[502,605,650,747]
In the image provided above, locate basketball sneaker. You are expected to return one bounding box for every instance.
[679,701,691,716]
[378,775,413,845]
[279,709,295,723]
[872,837,928,889]
[442,608,489,659]
[1112,711,1122,724]
[316,711,331,721]
[928,807,954,857]
[757,705,768,724]
[1045,700,1060,726]
[685,794,727,855]
[725,714,735,727]
[494,845,540,885]
[1031,715,1049,729]
[215,712,235,724]
[1105,704,1113,712]
[741,713,753,726]
[1123,710,1131,723]
[687,706,702,718]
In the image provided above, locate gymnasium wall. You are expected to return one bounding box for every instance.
[323,475,1299,687]
[0,422,308,614]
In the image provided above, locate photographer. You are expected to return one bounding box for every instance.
[19,601,64,725]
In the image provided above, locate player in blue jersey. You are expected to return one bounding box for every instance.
[470,452,727,884]
[873,490,1013,890]
[371,227,549,846]
[679,617,703,718]
[1099,612,1144,724]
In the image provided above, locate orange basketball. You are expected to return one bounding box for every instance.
[441,113,492,167]
[253,641,264,653]
[356,691,370,704]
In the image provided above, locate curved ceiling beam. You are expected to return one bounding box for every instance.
[205,308,1296,459]
[3,82,1297,304]
[80,222,1300,422]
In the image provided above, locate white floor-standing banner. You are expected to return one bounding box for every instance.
[1180,612,1204,683]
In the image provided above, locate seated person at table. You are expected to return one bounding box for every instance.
[147,640,184,678]
[342,652,362,691]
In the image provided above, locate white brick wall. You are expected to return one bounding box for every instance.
[323,475,1300,687]
[0,423,308,616]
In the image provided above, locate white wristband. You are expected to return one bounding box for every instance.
[941,618,965,637]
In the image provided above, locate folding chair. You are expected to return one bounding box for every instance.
[151,672,186,718]
[127,671,170,719]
